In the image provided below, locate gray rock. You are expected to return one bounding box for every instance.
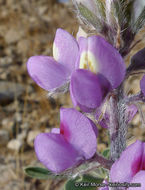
[0,81,25,105]
[0,164,14,184]
[7,139,23,151]
[20,122,29,129]
[0,163,30,190]
[0,57,13,65]
[1,117,15,134]
[2,118,14,128]
[3,181,30,190]
[14,112,22,123]
[17,130,27,141]
[38,6,48,15]
[0,130,9,145]
[27,130,40,147]
[17,39,30,55]
[4,29,24,44]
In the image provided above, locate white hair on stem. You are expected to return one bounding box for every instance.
[105,0,113,25]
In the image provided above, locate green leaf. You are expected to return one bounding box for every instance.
[133,7,145,32]
[95,0,106,19]
[77,4,102,32]
[132,0,145,22]
[112,0,126,26]
[64,174,104,190]
[24,166,56,180]
[102,148,110,159]
[112,0,134,29]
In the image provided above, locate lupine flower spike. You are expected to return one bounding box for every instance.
[27,28,126,111]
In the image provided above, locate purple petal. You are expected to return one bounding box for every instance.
[78,36,126,89]
[129,171,145,190]
[88,36,126,89]
[53,28,79,72]
[140,75,145,96]
[34,133,82,173]
[110,140,143,183]
[98,115,109,128]
[70,80,78,107]
[88,118,98,137]
[60,108,97,159]
[141,143,145,170]
[70,69,111,112]
[77,104,95,113]
[126,104,138,124]
[27,56,70,91]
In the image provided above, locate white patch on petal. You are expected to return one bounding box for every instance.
[79,52,88,70]
[105,0,112,24]
[53,43,59,61]
[88,51,99,73]
[79,51,99,73]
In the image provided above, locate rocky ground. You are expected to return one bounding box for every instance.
[0,0,145,190]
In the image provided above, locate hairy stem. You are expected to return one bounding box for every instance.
[92,153,113,170]
[109,85,127,161]
[109,86,127,190]
[64,153,113,178]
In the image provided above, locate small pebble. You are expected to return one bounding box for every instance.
[7,139,23,151]
[0,130,9,145]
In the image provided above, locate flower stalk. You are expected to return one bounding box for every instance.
[71,153,113,178]
[109,90,127,189]
[109,84,127,161]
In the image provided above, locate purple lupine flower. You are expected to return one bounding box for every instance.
[140,75,145,96]
[110,140,145,190]
[76,35,126,89]
[27,29,79,94]
[34,108,98,173]
[70,35,126,112]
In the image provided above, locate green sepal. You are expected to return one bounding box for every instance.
[77,4,102,32]
[24,166,65,180]
[133,7,145,33]
[102,148,110,159]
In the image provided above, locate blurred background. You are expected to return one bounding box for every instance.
[0,0,145,190]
